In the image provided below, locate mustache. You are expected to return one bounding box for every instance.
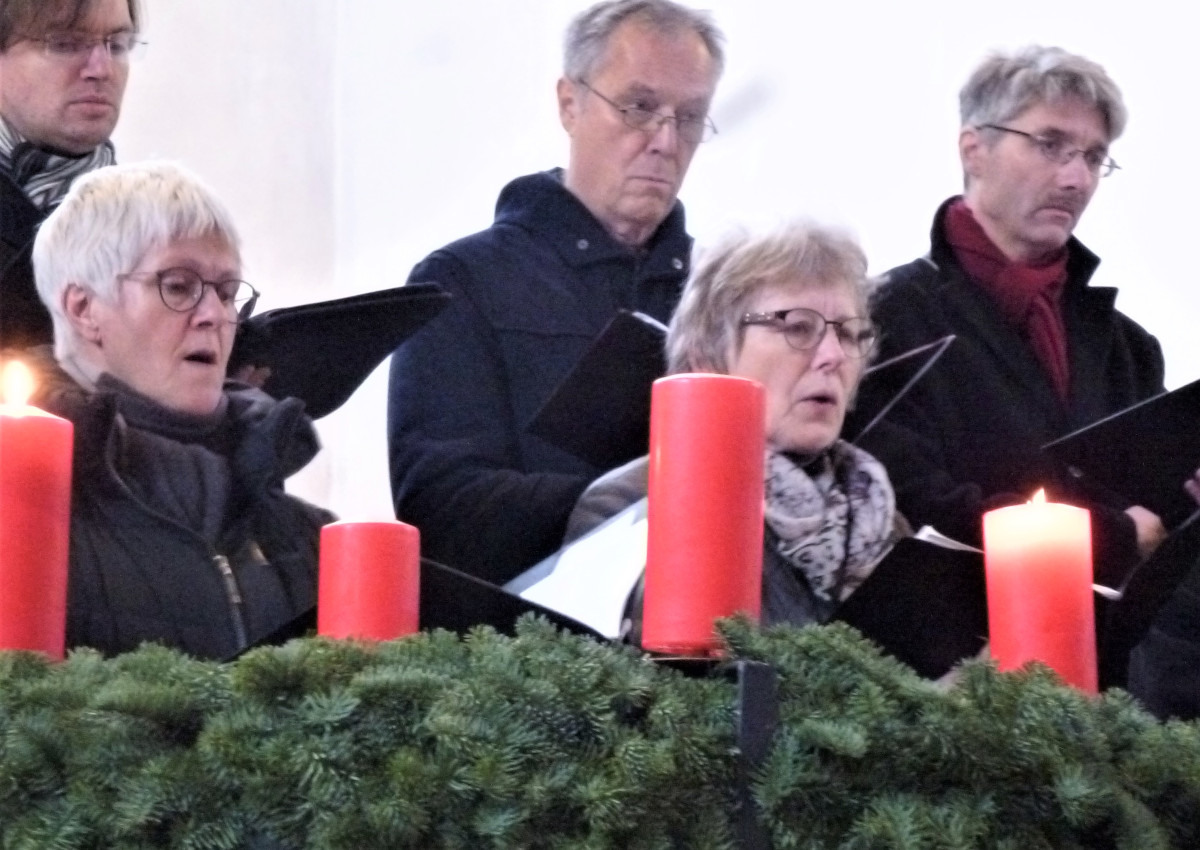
[1042,193,1086,215]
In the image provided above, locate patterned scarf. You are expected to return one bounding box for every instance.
[763,441,899,603]
[944,198,1071,401]
[0,115,115,210]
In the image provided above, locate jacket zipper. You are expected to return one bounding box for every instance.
[214,554,248,649]
[102,415,254,653]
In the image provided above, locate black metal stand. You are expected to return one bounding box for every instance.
[732,661,778,850]
[655,657,779,849]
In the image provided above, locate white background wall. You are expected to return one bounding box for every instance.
[113,0,1200,520]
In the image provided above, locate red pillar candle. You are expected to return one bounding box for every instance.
[983,490,1097,692]
[318,520,420,641]
[643,373,766,656]
[0,361,73,659]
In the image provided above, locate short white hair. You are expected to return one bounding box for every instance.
[33,160,241,358]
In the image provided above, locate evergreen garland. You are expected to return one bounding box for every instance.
[721,619,1200,850]
[0,616,1197,849]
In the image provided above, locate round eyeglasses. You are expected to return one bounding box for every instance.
[120,268,259,323]
[741,307,878,358]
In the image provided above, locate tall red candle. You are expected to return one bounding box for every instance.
[643,373,765,655]
[983,490,1096,692]
[318,520,420,641]
[0,361,73,659]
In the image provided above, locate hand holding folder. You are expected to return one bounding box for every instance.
[1042,377,1200,531]
[1039,378,1200,688]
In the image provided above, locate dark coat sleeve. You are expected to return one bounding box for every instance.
[387,251,589,583]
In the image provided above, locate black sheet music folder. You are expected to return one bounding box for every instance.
[226,558,605,661]
[833,537,988,679]
[526,310,667,470]
[1042,377,1200,530]
[229,282,450,419]
[1098,510,1200,689]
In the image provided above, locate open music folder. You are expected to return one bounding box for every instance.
[527,311,955,470]
[226,557,605,661]
[507,508,988,679]
[1042,376,1200,531]
[832,533,987,678]
[1040,378,1200,687]
[526,310,668,470]
[228,282,450,419]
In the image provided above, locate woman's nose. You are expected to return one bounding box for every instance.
[190,285,227,324]
[810,324,848,369]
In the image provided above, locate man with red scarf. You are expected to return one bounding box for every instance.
[847,46,1200,715]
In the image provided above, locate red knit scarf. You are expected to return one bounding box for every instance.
[944,199,1071,401]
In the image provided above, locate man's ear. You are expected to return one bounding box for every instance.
[557,76,580,134]
[959,126,986,181]
[63,283,103,344]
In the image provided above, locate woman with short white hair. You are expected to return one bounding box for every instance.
[29,160,331,660]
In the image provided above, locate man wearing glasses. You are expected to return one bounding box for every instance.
[0,0,139,350]
[388,0,724,584]
[848,46,1200,709]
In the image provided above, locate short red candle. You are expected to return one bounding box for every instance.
[983,491,1096,692]
[0,361,73,659]
[318,520,420,641]
[643,373,765,656]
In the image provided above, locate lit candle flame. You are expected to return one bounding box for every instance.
[2,360,34,406]
[1030,488,1047,504]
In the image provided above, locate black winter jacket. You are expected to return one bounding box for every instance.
[31,351,332,660]
[387,169,691,583]
[0,172,53,349]
[848,197,1165,589]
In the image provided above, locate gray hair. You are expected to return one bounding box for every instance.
[34,160,241,359]
[666,221,871,375]
[960,45,1127,141]
[564,0,725,82]
[0,0,141,49]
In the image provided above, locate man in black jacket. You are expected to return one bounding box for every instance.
[388,0,724,583]
[0,0,139,350]
[848,46,1200,710]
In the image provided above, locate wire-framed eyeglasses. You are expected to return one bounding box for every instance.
[120,268,259,324]
[577,79,717,144]
[979,124,1120,177]
[29,30,146,62]
[741,307,878,358]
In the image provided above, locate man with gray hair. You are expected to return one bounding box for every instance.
[848,46,1200,703]
[0,0,140,349]
[388,0,724,583]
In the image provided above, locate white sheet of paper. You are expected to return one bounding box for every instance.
[519,508,649,638]
[913,524,983,552]
[913,525,1120,599]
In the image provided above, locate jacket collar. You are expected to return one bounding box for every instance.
[923,196,1124,415]
[926,195,1112,311]
[492,168,692,278]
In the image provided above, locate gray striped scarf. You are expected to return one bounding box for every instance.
[0,115,114,210]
